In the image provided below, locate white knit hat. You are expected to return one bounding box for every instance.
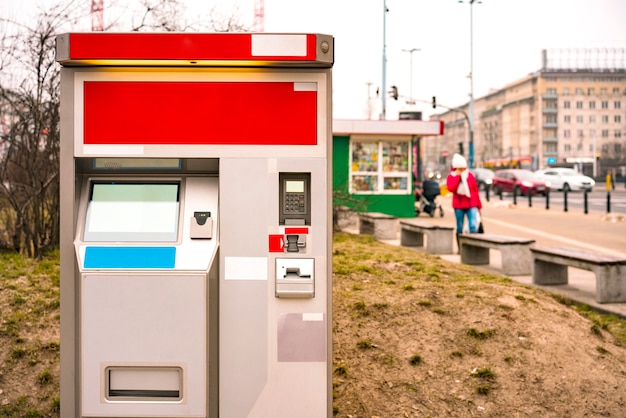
[451,153,467,169]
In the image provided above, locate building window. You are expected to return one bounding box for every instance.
[564,101,571,108]
[577,129,583,138]
[546,88,557,95]
[564,115,571,123]
[617,143,622,152]
[601,101,608,109]
[616,115,622,123]
[589,101,596,109]
[545,100,557,109]
[602,115,609,123]
[587,88,595,95]
[577,143,583,151]
[589,129,596,138]
[576,115,584,123]
[589,144,594,152]
[546,114,557,123]
[616,130,622,139]
[600,88,608,95]
[564,144,571,152]
[589,115,596,123]
[615,101,621,109]
[602,130,609,138]
[575,88,583,95]
[545,143,557,153]
[576,101,583,109]
[564,129,571,138]
[350,140,411,194]
[613,88,621,95]
[563,88,570,95]
[602,144,609,152]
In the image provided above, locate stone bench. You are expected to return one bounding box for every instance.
[358,212,398,240]
[458,233,536,276]
[399,219,454,254]
[530,246,626,303]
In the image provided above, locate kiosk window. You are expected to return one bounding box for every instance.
[84,183,180,242]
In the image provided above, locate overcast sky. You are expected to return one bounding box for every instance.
[3,0,626,120]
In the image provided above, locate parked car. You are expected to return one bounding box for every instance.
[470,168,495,191]
[491,169,551,196]
[534,168,595,192]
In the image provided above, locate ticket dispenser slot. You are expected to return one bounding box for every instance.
[276,258,314,298]
[279,172,311,226]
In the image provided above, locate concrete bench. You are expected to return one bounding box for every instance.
[530,246,626,303]
[359,212,398,240]
[458,233,536,276]
[399,219,454,254]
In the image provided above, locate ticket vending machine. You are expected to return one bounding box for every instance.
[57,33,333,417]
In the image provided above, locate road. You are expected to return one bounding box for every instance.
[482,184,626,215]
[432,187,626,258]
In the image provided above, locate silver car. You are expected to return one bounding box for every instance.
[534,168,595,192]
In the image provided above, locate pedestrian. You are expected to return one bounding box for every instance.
[446,153,482,238]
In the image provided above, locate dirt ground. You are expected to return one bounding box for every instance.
[332,232,626,418]
[3,236,626,417]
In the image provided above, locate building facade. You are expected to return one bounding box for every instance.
[427,49,626,179]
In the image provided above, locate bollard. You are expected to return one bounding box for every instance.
[513,187,518,205]
[528,190,532,207]
[584,189,589,214]
[607,191,611,213]
[545,190,550,210]
[485,186,490,202]
[563,189,568,212]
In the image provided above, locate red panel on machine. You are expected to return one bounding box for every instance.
[68,33,317,61]
[83,81,318,145]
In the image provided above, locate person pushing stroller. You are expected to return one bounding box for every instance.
[416,173,442,217]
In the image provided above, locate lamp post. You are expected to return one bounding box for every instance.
[382,0,389,119]
[402,48,420,105]
[459,0,480,168]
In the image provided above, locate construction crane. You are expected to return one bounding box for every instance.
[91,0,104,31]
[254,0,264,32]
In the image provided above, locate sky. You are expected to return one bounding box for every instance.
[3,0,626,120]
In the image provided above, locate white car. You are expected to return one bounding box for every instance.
[534,168,595,192]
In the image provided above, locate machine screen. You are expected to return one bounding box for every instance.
[84,182,180,242]
[285,180,305,193]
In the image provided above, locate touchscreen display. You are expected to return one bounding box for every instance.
[84,182,180,242]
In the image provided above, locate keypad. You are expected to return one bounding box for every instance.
[285,193,305,213]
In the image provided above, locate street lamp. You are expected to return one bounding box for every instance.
[402,48,420,105]
[382,0,389,119]
[459,0,480,168]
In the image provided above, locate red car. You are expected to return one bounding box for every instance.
[491,169,551,196]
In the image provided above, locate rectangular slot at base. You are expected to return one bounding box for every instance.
[106,366,182,401]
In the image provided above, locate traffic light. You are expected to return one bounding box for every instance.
[432,96,437,109]
[390,85,398,100]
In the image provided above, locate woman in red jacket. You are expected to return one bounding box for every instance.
[446,153,482,235]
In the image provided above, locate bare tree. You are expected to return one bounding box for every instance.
[0,0,250,256]
[0,1,84,256]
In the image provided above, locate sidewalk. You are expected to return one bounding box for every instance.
[345,197,626,318]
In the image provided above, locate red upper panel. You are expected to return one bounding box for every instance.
[66,33,318,62]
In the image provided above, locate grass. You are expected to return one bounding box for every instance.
[2,233,626,416]
[0,251,60,417]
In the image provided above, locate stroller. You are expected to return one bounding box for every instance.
[415,179,444,218]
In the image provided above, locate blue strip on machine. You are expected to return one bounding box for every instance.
[84,246,176,269]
